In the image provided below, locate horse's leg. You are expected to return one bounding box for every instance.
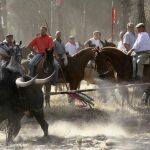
[31,109,49,138]
[141,86,150,105]
[118,86,129,109]
[68,81,81,103]
[44,84,51,107]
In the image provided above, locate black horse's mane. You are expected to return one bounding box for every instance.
[72,47,93,58]
[101,47,127,56]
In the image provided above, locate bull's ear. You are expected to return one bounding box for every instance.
[19,41,22,46]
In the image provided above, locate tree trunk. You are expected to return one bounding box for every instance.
[1,0,7,35]
[137,0,146,23]
[0,2,4,40]
[120,0,130,31]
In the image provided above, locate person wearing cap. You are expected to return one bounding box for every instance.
[65,36,80,56]
[0,34,14,53]
[123,23,137,78]
[128,23,150,79]
[53,31,66,58]
[27,26,59,81]
[123,23,136,51]
[0,34,14,67]
[84,31,103,48]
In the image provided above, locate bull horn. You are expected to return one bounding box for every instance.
[35,70,55,84]
[15,75,37,87]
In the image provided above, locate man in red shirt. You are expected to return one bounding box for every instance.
[27,26,59,79]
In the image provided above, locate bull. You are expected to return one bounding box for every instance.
[0,67,54,144]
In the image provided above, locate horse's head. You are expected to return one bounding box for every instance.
[10,41,23,63]
[95,50,115,79]
[45,48,54,62]
[42,48,54,74]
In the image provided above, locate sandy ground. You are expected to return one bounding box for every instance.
[0,81,150,150]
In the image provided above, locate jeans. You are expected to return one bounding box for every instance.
[132,55,137,78]
[29,54,43,76]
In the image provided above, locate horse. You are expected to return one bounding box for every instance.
[95,47,150,110]
[84,40,116,84]
[60,47,96,89]
[21,49,55,106]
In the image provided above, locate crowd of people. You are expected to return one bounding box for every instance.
[117,22,150,80]
[0,22,150,82]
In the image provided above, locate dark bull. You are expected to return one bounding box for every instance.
[0,67,54,144]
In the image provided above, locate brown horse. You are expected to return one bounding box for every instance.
[95,47,150,109]
[95,47,133,81]
[22,49,55,106]
[60,47,97,90]
[84,40,116,84]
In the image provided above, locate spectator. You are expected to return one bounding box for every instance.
[84,30,103,48]
[53,31,66,59]
[65,35,79,56]
[123,22,136,52]
[0,34,14,67]
[128,23,150,79]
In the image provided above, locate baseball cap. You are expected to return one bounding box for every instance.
[135,23,145,28]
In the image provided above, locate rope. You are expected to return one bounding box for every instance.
[44,82,150,96]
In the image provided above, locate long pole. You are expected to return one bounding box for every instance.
[111,0,115,42]
[50,0,53,33]
[111,18,114,42]
[45,82,150,95]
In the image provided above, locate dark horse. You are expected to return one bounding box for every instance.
[95,47,150,109]
[22,49,55,106]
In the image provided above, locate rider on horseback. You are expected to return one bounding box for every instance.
[0,34,14,67]
[27,26,59,81]
[128,23,150,80]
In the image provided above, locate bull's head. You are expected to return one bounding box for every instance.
[15,70,55,87]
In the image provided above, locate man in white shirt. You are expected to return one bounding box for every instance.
[128,23,150,79]
[84,30,103,48]
[123,23,136,51]
[123,23,137,77]
[65,36,79,56]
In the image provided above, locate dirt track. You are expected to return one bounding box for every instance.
[0,83,150,150]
